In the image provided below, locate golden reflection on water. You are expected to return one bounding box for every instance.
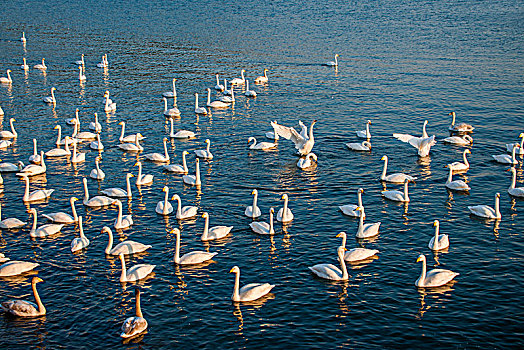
[415,281,457,320]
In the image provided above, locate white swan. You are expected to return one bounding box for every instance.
[90,133,104,151]
[104,91,116,112]
[78,65,86,81]
[265,121,279,141]
[66,109,79,125]
[220,84,235,103]
[336,231,379,262]
[201,212,233,241]
[89,113,102,132]
[415,254,458,287]
[163,150,189,174]
[506,133,524,155]
[323,54,339,67]
[0,159,23,172]
[206,88,230,108]
[21,175,54,202]
[428,220,449,251]
[448,149,471,172]
[245,189,262,219]
[54,125,77,146]
[195,139,214,159]
[118,121,146,143]
[89,157,105,180]
[75,121,97,141]
[102,173,133,198]
[97,54,108,68]
[0,69,12,84]
[71,142,86,163]
[277,193,294,222]
[448,112,474,132]
[355,207,381,238]
[0,277,46,317]
[214,74,224,91]
[42,197,79,224]
[308,246,348,280]
[113,199,133,229]
[244,80,257,97]
[0,118,17,138]
[248,136,276,150]
[339,188,365,218]
[29,208,64,238]
[346,140,371,151]
[442,134,473,146]
[82,178,115,207]
[297,152,317,169]
[271,120,316,156]
[0,261,38,277]
[468,193,501,219]
[194,93,208,115]
[17,152,46,176]
[356,120,371,139]
[20,32,27,43]
[118,133,144,152]
[29,139,41,164]
[103,226,151,255]
[380,155,417,183]
[169,118,195,139]
[492,144,519,165]
[20,58,29,71]
[507,167,524,197]
[172,194,198,220]
[174,228,217,265]
[230,69,246,85]
[0,139,12,149]
[183,158,201,186]
[71,216,90,252]
[249,208,275,235]
[119,253,155,282]
[135,161,153,185]
[144,138,170,162]
[120,288,148,339]
[382,179,411,202]
[155,187,174,215]
[223,79,233,96]
[43,87,56,104]
[254,69,268,84]
[163,97,180,117]
[394,120,429,141]
[163,78,177,98]
[34,58,47,70]
[230,265,274,302]
[74,54,85,66]
[46,136,71,157]
[0,204,27,229]
[445,166,470,191]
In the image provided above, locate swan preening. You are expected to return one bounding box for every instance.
[428,220,449,251]
[297,153,317,169]
[468,193,501,219]
[173,229,217,264]
[415,254,458,288]
[346,141,371,151]
[249,208,275,235]
[448,149,471,172]
[445,166,470,191]
[339,188,365,218]
[103,226,152,255]
[230,266,274,302]
[0,260,38,277]
[507,167,524,197]
[448,112,474,132]
[245,189,262,219]
[336,231,379,262]
[380,155,417,183]
[201,212,233,241]
[382,179,411,202]
[270,120,316,156]
[308,246,348,280]
[0,159,24,173]
[1,276,46,317]
[120,288,148,339]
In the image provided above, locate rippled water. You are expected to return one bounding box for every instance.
[0,0,523,348]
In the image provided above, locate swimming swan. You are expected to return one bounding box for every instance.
[113,200,133,230]
[0,118,17,138]
[505,133,524,155]
[248,137,276,150]
[380,155,417,183]
[415,254,458,287]
[194,93,208,114]
[507,167,524,197]
[229,69,246,85]
[336,231,379,262]
[382,179,411,202]
[356,120,372,139]
[101,173,134,198]
[245,189,262,219]
[163,78,177,98]
[182,158,201,186]
[21,175,54,202]
[120,288,148,339]
[201,212,233,241]
[0,204,27,229]
[194,139,214,159]
[163,150,188,174]
[89,157,105,180]
[447,149,471,172]
[308,246,348,280]
[249,208,275,235]
[428,220,449,251]
[254,69,268,84]
[445,166,470,191]
[29,208,64,238]
[277,194,294,223]
[0,260,38,277]
[71,216,90,252]
[82,178,115,207]
[346,140,371,151]
[448,111,474,132]
[144,138,170,162]
[323,54,339,67]
[492,144,519,165]
[1,276,46,317]
[174,228,217,265]
[230,265,274,302]
[355,207,381,238]
[119,253,155,282]
[156,186,174,215]
[103,226,151,256]
[171,194,198,220]
[339,188,365,218]
[135,161,153,186]
[42,197,79,223]
[468,193,501,219]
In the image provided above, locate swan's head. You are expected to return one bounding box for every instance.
[433,220,439,227]
[207,88,211,92]
[32,276,44,285]
[496,193,500,198]
[423,120,428,125]
[173,78,177,82]
[162,186,169,192]
[10,118,15,122]
[270,207,275,214]
[264,68,268,72]
[101,226,112,235]
[170,228,180,235]
[507,167,516,174]
[404,178,411,184]
[163,137,168,142]
[202,212,209,218]
[118,121,124,126]
[126,173,135,178]
[381,155,387,161]
[119,252,125,262]
[519,132,524,138]
[229,266,240,274]
[6,69,11,73]
[111,199,123,208]
[251,189,258,195]
[83,177,88,185]
[195,93,198,97]
[416,254,425,263]
[367,120,371,124]
[355,206,363,212]
[71,197,79,202]
[281,194,288,200]
[335,54,339,57]
[241,69,246,73]
[464,149,471,154]
[205,139,210,144]
[183,150,189,156]
[27,207,37,215]
[171,194,180,201]
[358,188,364,193]
[78,66,82,70]
[247,137,255,144]
[448,111,455,116]
[336,231,347,238]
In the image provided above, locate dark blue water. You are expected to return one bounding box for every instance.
[0,0,523,348]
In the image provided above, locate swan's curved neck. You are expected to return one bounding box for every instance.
[10,119,16,136]
[175,197,182,215]
[105,229,113,254]
[71,199,78,221]
[135,291,143,318]
[252,192,258,212]
[232,271,240,301]
[116,202,123,226]
[334,55,338,65]
[381,158,388,179]
[163,140,169,159]
[83,179,90,203]
[32,281,46,315]
[339,250,348,280]
[447,167,453,184]
[308,122,315,140]
[463,151,469,166]
[418,258,426,286]
[56,126,61,146]
[450,112,456,127]
[339,233,347,248]
[24,177,30,201]
[120,255,127,282]
[357,191,363,207]
[422,122,428,138]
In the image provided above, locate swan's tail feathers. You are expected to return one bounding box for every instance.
[392,133,415,143]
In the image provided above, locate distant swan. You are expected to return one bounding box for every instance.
[97,54,108,68]
[507,167,524,197]
[194,93,208,115]
[34,58,47,70]
[356,120,371,139]
[20,58,29,71]
[206,88,230,108]
[442,134,473,146]
[254,69,269,84]
[428,220,449,251]
[248,136,276,150]
[118,133,144,152]
[169,118,195,139]
[163,97,180,117]
[492,144,519,165]
[346,140,371,151]
[308,246,348,280]
[244,80,257,97]
[183,158,201,186]
[355,207,381,238]
[135,161,153,186]
[29,139,41,164]
[43,87,56,104]
[21,175,54,202]
[0,118,18,138]
[0,204,27,229]
[249,208,275,235]
[163,78,177,98]
[229,69,246,85]
[230,265,274,302]
[101,173,133,198]
[0,70,12,84]
[20,32,27,43]
[323,54,339,67]
[505,133,524,155]
[415,254,458,287]
[118,121,146,143]
[214,74,224,91]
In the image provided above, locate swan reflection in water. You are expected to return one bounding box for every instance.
[232,293,276,333]
[416,280,458,320]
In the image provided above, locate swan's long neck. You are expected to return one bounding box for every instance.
[264,70,268,78]
[137,163,142,181]
[202,215,209,239]
[71,199,78,221]
[175,197,182,215]
[358,211,364,230]
[246,80,250,91]
[269,210,274,234]
[163,140,169,159]
[135,290,143,318]
[232,271,240,301]
[309,122,315,141]
[404,181,410,201]
[126,176,132,198]
[338,249,348,280]
[451,112,456,127]
[116,202,123,226]
[83,179,90,203]
[24,177,30,201]
[365,122,370,137]
[56,126,61,146]
[433,223,440,250]
[216,74,219,85]
[174,232,181,263]
[463,151,469,167]
[51,89,55,102]
[163,98,168,112]
[357,191,363,207]
[334,55,338,66]
[10,119,16,136]
[447,167,453,184]
[206,142,211,153]
[195,161,201,185]
[283,197,288,216]
[105,229,113,254]
[119,123,125,141]
[32,139,37,156]
[163,189,169,212]
[381,158,388,179]
[250,138,256,148]
[78,217,85,239]
[31,210,37,232]
[72,122,78,138]
[418,257,427,286]
[422,122,428,138]
[510,170,516,190]
[120,255,127,282]
[195,94,199,109]
[32,281,46,315]
[512,146,517,162]
[64,139,70,152]
[172,79,177,97]
[241,70,245,80]
[520,135,524,148]
[182,153,187,172]
[207,89,211,105]
[339,233,347,248]
[252,192,258,215]
[494,195,500,218]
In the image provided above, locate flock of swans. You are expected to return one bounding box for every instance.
[0,34,522,342]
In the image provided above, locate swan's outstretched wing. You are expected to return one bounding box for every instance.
[416,135,437,157]
[298,120,308,139]
[271,121,306,148]
[393,133,416,143]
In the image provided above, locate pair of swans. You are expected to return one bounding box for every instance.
[43,87,56,104]
[442,134,473,146]
[29,208,64,238]
[249,208,275,235]
[230,265,274,302]
[155,187,197,219]
[21,175,54,202]
[0,118,17,138]
[416,254,458,288]
[163,97,180,117]
[0,204,27,229]
[254,69,269,84]
[0,260,38,277]
[119,253,155,282]
[183,158,201,186]
[339,188,365,218]
[97,54,108,68]
[382,179,411,202]
[448,149,471,172]
[355,207,381,238]
[448,112,474,132]
[71,216,90,252]
[113,200,133,231]
[120,288,148,339]
[393,120,437,157]
[380,155,417,183]
[103,226,151,255]
[17,152,46,176]
[164,150,189,174]
[493,144,519,165]
[445,166,470,191]
[201,212,233,241]
[163,78,177,98]
[248,137,276,150]
[506,133,524,155]
[309,246,348,281]
[468,193,501,219]
[270,120,316,156]
[323,54,339,67]
[346,140,371,151]
[119,121,146,143]
[144,138,170,162]
[82,178,116,207]
[0,70,12,84]
[102,173,133,198]
[507,167,524,197]
[356,120,372,139]
[169,118,195,139]
[428,220,449,251]
[90,157,105,179]
[195,139,214,159]
[297,153,317,169]
[206,88,230,108]
[42,196,79,224]
[1,276,46,317]
[118,133,144,152]
[194,93,208,114]
[244,80,257,97]
[173,228,217,264]
[336,231,379,262]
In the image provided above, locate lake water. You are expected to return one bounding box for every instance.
[0,0,523,348]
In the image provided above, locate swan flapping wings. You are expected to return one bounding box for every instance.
[270,120,316,155]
